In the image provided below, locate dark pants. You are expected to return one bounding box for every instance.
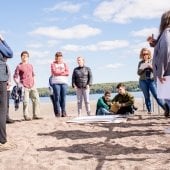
[50,94,58,116]
[117,106,134,115]
[6,91,10,120]
[0,81,7,144]
[52,84,68,115]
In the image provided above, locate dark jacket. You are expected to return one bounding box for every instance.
[72,66,92,88]
[137,60,154,80]
[0,40,13,81]
[112,92,134,107]
[11,86,23,110]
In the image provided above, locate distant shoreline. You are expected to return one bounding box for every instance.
[40,91,144,103]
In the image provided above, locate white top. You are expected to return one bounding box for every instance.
[51,76,68,84]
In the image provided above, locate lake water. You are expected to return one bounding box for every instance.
[39,91,143,103]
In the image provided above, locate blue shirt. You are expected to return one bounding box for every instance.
[0,40,13,59]
[0,40,13,81]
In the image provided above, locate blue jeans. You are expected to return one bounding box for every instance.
[139,79,164,112]
[52,84,67,114]
[165,99,170,108]
[96,108,111,115]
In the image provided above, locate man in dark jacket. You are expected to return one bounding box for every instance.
[112,83,136,115]
[0,34,13,145]
[72,56,92,116]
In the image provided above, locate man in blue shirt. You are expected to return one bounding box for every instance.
[0,34,13,145]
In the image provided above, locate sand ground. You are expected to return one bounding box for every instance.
[0,98,170,170]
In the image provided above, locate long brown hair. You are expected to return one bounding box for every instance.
[159,10,170,35]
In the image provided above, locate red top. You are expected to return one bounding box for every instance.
[51,61,69,76]
[13,63,35,88]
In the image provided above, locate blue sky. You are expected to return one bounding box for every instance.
[0,0,170,87]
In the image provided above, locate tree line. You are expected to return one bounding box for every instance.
[38,81,140,97]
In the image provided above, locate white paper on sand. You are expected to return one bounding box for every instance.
[157,76,170,99]
[67,115,127,124]
[164,127,170,134]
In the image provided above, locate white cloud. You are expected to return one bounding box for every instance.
[47,40,60,47]
[129,41,154,56]
[27,43,43,48]
[131,27,158,38]
[62,40,129,52]
[106,63,124,69]
[94,0,170,23]
[28,50,51,59]
[45,1,81,13]
[34,58,52,65]
[30,24,101,39]
[27,50,53,66]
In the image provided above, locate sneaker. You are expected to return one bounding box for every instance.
[0,141,17,152]
[33,116,42,120]
[6,118,15,124]
[24,116,31,121]
[133,106,138,111]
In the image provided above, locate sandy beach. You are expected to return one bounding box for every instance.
[0,98,170,170]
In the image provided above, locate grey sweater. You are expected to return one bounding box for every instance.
[153,28,170,79]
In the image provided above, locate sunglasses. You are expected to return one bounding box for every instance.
[142,53,149,56]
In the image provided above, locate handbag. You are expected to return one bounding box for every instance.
[110,102,120,113]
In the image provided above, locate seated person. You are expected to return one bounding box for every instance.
[111,83,136,115]
[96,91,113,115]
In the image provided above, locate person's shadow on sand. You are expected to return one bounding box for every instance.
[37,142,170,170]
[37,121,169,170]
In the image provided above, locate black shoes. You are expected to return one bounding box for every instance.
[164,103,169,118]
[6,118,15,124]
[55,112,67,117]
[33,116,42,120]
[55,111,67,117]
[133,106,138,111]
[61,112,67,117]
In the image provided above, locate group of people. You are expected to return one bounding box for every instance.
[0,36,43,146]
[137,10,170,117]
[1,9,170,148]
[90,10,170,117]
[96,83,137,116]
[49,54,92,117]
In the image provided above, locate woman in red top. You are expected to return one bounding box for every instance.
[50,52,69,117]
